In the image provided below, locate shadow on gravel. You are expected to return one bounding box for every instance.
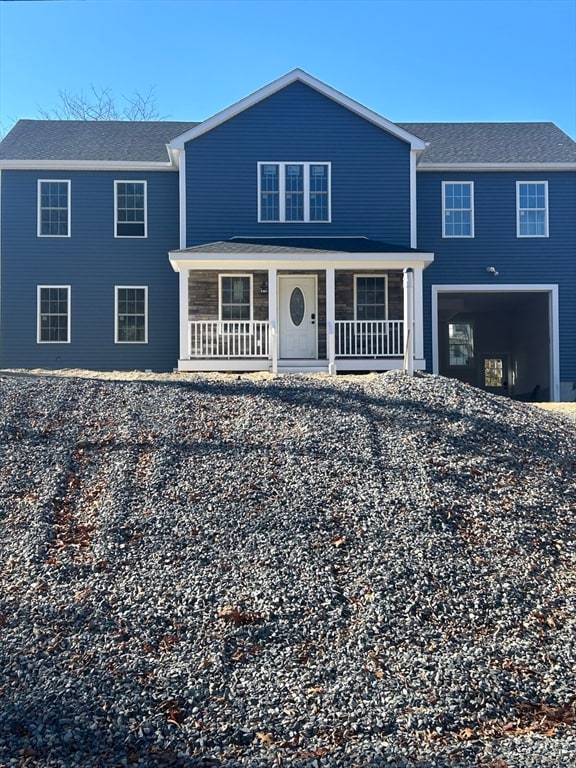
[1,372,575,768]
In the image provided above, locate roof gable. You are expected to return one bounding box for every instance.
[170,69,427,151]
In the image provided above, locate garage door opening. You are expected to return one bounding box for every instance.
[433,287,558,401]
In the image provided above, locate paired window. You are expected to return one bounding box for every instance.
[442,182,474,237]
[355,275,387,321]
[448,322,474,367]
[115,181,147,237]
[37,286,71,343]
[38,180,70,237]
[517,181,548,237]
[258,162,330,222]
[115,287,148,343]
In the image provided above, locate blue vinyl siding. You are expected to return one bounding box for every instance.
[184,81,412,247]
[0,169,180,371]
[416,171,576,381]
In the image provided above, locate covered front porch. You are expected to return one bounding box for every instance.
[168,238,434,374]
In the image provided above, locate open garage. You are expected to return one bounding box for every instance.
[433,287,558,401]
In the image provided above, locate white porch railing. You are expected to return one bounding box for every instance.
[188,321,270,358]
[187,320,404,360]
[335,320,404,357]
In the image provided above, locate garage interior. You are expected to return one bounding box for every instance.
[437,291,551,400]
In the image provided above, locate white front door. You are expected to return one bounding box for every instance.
[279,276,317,358]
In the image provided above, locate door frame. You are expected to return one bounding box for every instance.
[431,284,560,401]
[278,274,318,359]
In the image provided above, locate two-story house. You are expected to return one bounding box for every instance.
[1,70,575,399]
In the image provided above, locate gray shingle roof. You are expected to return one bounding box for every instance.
[0,120,198,162]
[229,237,426,253]
[174,237,426,255]
[398,122,576,164]
[1,118,574,165]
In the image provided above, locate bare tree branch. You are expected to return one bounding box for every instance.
[38,86,163,121]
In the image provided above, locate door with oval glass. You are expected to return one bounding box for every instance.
[278,276,317,358]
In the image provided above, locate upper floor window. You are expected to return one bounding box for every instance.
[37,286,70,343]
[38,180,70,237]
[115,286,148,343]
[517,181,548,237]
[442,182,474,237]
[258,162,330,222]
[115,181,147,237]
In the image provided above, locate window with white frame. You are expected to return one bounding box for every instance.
[115,287,148,343]
[37,286,70,342]
[219,275,252,323]
[517,181,548,237]
[448,322,474,366]
[355,275,387,321]
[115,181,147,237]
[38,180,70,237]
[258,162,330,222]
[442,182,474,237]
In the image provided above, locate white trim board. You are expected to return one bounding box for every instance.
[431,284,560,402]
[0,160,176,171]
[168,251,434,273]
[418,163,576,172]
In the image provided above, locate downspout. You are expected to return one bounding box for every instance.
[176,147,188,366]
[403,267,414,376]
[268,267,278,373]
[0,169,3,370]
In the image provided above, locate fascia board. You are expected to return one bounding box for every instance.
[418,162,576,172]
[169,250,434,272]
[0,160,177,171]
[170,69,427,151]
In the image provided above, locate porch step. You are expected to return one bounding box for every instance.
[274,359,330,374]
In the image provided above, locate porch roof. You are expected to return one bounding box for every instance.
[169,237,434,272]
[173,236,427,255]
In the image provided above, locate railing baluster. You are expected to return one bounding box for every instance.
[188,321,270,358]
[334,320,404,358]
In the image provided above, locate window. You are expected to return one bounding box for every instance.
[354,275,387,356]
[355,276,387,321]
[442,182,474,237]
[115,181,147,237]
[448,322,474,366]
[37,286,70,343]
[219,275,252,322]
[258,162,330,222]
[517,181,548,237]
[115,287,148,343]
[38,180,70,237]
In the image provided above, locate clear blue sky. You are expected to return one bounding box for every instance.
[1,0,575,138]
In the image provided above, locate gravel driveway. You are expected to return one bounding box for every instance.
[0,371,574,767]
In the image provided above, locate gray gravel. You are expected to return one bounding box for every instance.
[0,371,574,768]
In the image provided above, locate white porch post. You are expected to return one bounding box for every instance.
[326,267,336,374]
[179,268,190,361]
[413,265,424,360]
[267,267,278,373]
[403,267,414,376]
